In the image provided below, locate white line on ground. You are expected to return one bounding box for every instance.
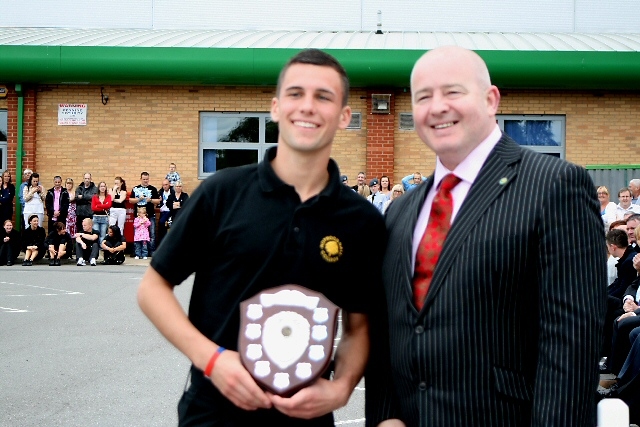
[0,306,30,313]
[0,282,83,296]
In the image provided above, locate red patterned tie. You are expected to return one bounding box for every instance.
[413,174,461,310]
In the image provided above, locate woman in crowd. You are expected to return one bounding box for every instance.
[382,184,405,214]
[0,219,20,266]
[65,178,77,238]
[101,225,127,265]
[599,185,617,231]
[109,177,127,235]
[23,172,45,227]
[379,175,392,198]
[166,180,189,226]
[21,214,46,265]
[91,181,112,245]
[44,221,71,266]
[0,170,15,224]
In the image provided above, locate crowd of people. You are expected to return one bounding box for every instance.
[340,171,430,214]
[599,184,640,419]
[0,163,189,266]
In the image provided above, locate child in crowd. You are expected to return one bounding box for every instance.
[165,162,181,187]
[133,206,150,260]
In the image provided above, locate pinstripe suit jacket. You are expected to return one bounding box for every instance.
[365,135,607,427]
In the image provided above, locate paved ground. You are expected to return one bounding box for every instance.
[0,261,365,426]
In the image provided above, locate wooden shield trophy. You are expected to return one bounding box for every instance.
[238,284,339,396]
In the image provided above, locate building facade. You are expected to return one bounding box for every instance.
[1,1,639,219]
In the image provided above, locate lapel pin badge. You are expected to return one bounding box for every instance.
[499,177,508,185]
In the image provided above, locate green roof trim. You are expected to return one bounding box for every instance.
[1,45,640,89]
[585,164,640,170]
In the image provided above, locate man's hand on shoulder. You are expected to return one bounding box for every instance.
[209,349,272,411]
[268,377,349,419]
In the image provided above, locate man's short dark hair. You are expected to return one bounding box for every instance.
[618,187,631,197]
[141,172,150,178]
[54,175,62,181]
[606,229,628,248]
[276,49,350,107]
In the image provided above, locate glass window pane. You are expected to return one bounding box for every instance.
[202,116,259,143]
[0,110,7,142]
[203,149,259,173]
[504,120,562,147]
[265,118,279,144]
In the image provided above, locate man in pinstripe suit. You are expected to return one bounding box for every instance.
[365,46,607,426]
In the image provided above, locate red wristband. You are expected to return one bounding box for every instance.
[204,347,226,378]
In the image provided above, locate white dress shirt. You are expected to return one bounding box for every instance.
[411,125,503,270]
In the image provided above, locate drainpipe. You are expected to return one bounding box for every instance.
[15,83,24,231]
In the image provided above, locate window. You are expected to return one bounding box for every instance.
[497,115,565,158]
[0,110,7,171]
[199,113,278,178]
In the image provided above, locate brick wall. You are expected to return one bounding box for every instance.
[498,89,640,167]
[32,84,371,194]
[3,84,638,196]
[393,89,640,183]
[366,90,395,183]
[331,89,367,185]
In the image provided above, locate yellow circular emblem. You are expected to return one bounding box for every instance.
[320,236,343,263]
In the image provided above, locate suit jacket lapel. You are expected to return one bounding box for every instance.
[420,135,522,313]
[390,177,434,307]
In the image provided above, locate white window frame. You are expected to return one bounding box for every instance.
[199,112,277,178]
[497,115,565,159]
[0,110,7,171]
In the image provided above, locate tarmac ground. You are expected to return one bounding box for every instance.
[0,260,364,427]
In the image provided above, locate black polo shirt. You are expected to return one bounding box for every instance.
[153,146,385,344]
[151,147,386,424]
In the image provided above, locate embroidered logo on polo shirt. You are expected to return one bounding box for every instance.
[320,236,343,263]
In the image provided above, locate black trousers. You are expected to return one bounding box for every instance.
[76,241,99,261]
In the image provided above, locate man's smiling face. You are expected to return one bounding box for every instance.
[270,63,351,156]
[411,47,500,170]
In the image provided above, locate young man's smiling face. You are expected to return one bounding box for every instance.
[271,63,351,156]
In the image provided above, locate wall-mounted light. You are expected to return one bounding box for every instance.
[372,94,391,114]
[101,87,109,105]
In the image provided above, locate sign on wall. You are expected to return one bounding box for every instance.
[58,103,87,126]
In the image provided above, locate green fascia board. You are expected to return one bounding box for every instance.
[1,45,639,90]
[586,164,640,170]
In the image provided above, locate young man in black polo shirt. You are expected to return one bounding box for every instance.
[137,49,386,426]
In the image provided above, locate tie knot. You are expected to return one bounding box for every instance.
[439,174,461,193]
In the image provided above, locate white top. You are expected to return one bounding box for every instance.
[22,186,45,214]
[614,203,640,221]
[411,125,502,270]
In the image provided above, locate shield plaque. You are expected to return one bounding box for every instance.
[238,284,339,396]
